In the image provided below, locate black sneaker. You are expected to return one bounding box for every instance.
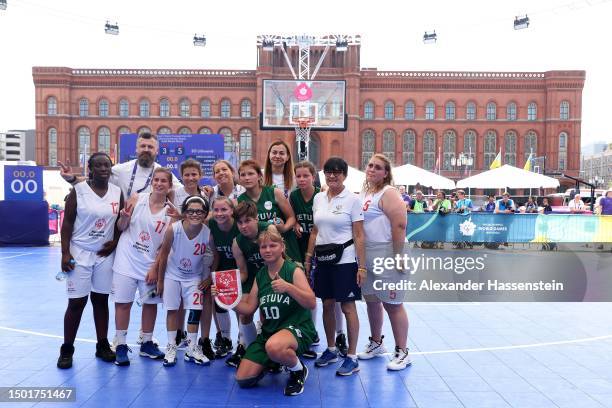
[213,333,230,358]
[213,332,223,349]
[302,349,317,360]
[57,343,74,369]
[284,363,308,396]
[335,333,348,357]
[224,336,233,352]
[312,333,320,346]
[95,339,116,363]
[175,330,188,349]
[199,337,216,361]
[267,361,282,373]
[226,343,246,368]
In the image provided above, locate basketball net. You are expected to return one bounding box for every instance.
[295,118,313,162]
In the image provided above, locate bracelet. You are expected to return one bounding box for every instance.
[305,252,313,258]
[66,175,77,183]
[358,267,367,272]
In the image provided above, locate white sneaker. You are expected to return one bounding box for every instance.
[387,346,412,371]
[137,331,160,346]
[357,336,386,360]
[163,344,177,367]
[185,345,210,365]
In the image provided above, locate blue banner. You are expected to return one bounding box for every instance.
[119,134,225,186]
[3,166,44,201]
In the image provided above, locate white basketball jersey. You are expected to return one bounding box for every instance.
[165,222,212,281]
[71,181,121,252]
[360,185,393,242]
[173,186,190,209]
[113,193,170,279]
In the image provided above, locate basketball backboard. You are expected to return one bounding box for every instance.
[260,79,347,131]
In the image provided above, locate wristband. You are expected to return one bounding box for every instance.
[305,252,313,258]
[66,175,77,183]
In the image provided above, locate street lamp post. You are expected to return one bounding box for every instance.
[451,152,474,196]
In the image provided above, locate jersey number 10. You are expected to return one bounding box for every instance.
[262,306,279,320]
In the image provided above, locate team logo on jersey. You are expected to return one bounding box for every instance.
[264,201,273,210]
[179,258,192,270]
[212,269,242,310]
[332,204,343,214]
[139,231,151,242]
[94,218,106,230]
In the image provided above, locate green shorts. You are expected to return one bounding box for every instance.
[242,325,313,367]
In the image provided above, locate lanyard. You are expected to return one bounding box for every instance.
[127,161,154,198]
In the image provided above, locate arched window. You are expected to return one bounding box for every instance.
[78,127,90,157]
[384,101,395,120]
[361,130,375,169]
[402,130,416,164]
[137,126,151,135]
[98,127,111,154]
[119,99,129,117]
[484,130,497,169]
[198,127,212,134]
[79,98,89,117]
[463,130,476,162]
[404,101,415,120]
[48,128,58,166]
[98,99,109,117]
[528,102,537,121]
[139,99,150,117]
[220,99,231,118]
[219,128,233,153]
[423,130,436,170]
[179,98,190,117]
[524,131,537,162]
[47,97,57,115]
[118,126,130,137]
[506,102,517,121]
[160,98,170,117]
[158,127,172,134]
[240,100,251,118]
[504,130,517,166]
[560,101,570,120]
[445,101,455,120]
[178,127,191,134]
[200,99,211,118]
[425,101,435,120]
[486,102,496,120]
[443,130,456,170]
[239,128,252,161]
[466,102,476,120]
[558,132,568,170]
[364,101,374,120]
[382,129,396,163]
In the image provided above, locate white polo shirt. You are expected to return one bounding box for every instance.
[313,186,364,264]
[111,159,181,200]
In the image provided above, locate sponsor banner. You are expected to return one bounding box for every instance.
[364,242,612,302]
[212,269,242,310]
[407,213,612,243]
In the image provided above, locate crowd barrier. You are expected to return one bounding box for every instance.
[406,212,612,243]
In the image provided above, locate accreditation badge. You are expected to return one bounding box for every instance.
[212,269,242,310]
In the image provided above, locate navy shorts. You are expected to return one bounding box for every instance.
[313,262,361,302]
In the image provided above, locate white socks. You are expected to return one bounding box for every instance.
[187,332,198,348]
[287,359,304,372]
[115,330,127,345]
[167,330,177,345]
[142,332,153,343]
[240,322,257,346]
[217,312,231,338]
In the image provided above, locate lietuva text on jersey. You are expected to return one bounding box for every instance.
[259,293,291,306]
[297,213,313,233]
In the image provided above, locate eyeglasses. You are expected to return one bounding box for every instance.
[324,170,344,176]
[367,163,385,171]
[185,209,205,216]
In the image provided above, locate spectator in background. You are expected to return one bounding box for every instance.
[596,190,612,215]
[454,190,473,214]
[540,197,553,214]
[398,185,411,211]
[482,194,496,212]
[495,192,515,214]
[431,191,452,214]
[524,196,538,213]
[409,191,429,213]
[568,194,586,213]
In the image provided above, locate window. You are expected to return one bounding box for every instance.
[559,132,568,169]
[402,130,416,164]
[158,127,171,134]
[486,102,496,120]
[178,127,191,134]
[79,98,89,117]
[139,99,150,117]
[200,99,211,118]
[198,127,212,134]
[504,131,517,166]
[239,128,252,161]
[425,101,435,120]
[404,101,415,120]
[119,99,129,117]
[48,128,58,166]
[445,102,455,120]
[137,126,151,135]
[528,102,537,121]
[559,132,567,150]
[361,130,375,169]
[466,102,476,120]
[382,129,396,163]
[160,98,170,117]
[506,102,517,121]
[118,126,130,136]
[220,99,231,118]
[47,97,57,115]
[364,101,374,119]
[98,99,109,117]
[384,101,394,120]
[98,127,111,154]
[463,130,476,163]
[423,130,436,170]
[443,130,456,170]
[241,100,251,118]
[560,101,570,120]
[78,127,90,157]
[524,131,537,162]
[484,130,497,169]
[220,128,233,152]
[179,98,190,117]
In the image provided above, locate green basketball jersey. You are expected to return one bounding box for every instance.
[209,218,240,271]
[289,187,319,256]
[256,260,316,341]
[236,222,268,293]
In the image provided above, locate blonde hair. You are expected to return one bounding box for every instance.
[257,225,286,258]
[153,167,173,184]
[363,153,394,192]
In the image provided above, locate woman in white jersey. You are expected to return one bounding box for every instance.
[157,195,214,366]
[263,140,295,197]
[208,160,246,203]
[358,154,411,371]
[111,167,172,366]
[57,153,122,369]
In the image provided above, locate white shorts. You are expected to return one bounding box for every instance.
[163,278,203,311]
[362,242,403,305]
[66,253,115,299]
[111,273,162,304]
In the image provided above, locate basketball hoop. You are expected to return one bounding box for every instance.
[293,117,314,162]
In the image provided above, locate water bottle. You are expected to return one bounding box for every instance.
[136,288,157,307]
[56,259,76,281]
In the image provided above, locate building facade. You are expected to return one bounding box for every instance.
[581,144,612,190]
[32,42,585,189]
[0,129,33,161]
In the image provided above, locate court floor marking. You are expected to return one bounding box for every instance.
[0,253,34,260]
[1,325,610,356]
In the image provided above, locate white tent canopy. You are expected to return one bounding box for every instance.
[456,165,560,189]
[392,163,456,190]
[319,165,365,193]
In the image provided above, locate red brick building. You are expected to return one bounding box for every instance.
[33,42,585,189]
